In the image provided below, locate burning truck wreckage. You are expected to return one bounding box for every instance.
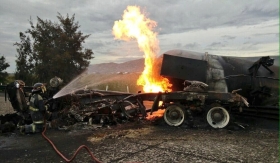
[0,5,278,162]
[1,50,279,134]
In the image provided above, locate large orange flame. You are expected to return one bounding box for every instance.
[112,6,172,93]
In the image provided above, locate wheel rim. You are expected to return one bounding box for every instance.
[164,105,185,126]
[206,106,230,128]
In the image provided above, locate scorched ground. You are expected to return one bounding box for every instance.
[0,95,278,163]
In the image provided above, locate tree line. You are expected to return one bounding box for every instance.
[0,13,94,86]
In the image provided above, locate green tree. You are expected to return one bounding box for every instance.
[14,32,35,85]
[14,13,94,85]
[0,55,10,84]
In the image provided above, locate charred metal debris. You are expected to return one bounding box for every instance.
[1,53,279,133]
[0,76,250,134]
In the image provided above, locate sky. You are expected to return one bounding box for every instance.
[0,0,279,73]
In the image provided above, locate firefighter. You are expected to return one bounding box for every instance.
[20,83,50,134]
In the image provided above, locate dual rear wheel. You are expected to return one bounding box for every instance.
[163,104,230,129]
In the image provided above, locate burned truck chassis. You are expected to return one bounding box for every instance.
[47,88,247,129]
[1,78,247,132]
[48,90,147,128]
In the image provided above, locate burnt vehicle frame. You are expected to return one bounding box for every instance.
[1,80,247,130]
[55,89,147,126]
[53,82,247,129]
[159,51,279,120]
[138,87,248,128]
[1,51,278,130]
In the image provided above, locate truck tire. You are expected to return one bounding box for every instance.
[164,104,185,126]
[206,105,230,129]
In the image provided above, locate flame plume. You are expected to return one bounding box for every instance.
[112,6,172,93]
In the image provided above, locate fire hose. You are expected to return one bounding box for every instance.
[41,119,101,163]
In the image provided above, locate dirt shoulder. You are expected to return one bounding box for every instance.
[0,121,279,163]
[0,93,16,115]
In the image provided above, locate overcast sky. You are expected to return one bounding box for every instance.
[0,0,279,73]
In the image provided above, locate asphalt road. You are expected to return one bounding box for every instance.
[0,119,278,163]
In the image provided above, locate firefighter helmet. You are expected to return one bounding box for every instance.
[32,83,46,93]
[14,80,25,88]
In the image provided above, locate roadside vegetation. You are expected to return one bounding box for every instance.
[0,13,142,94]
[0,55,10,85]
[13,13,94,85]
